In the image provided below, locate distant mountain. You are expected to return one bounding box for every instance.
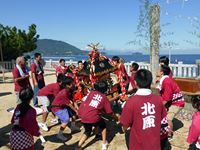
[132,52,143,55]
[32,39,89,56]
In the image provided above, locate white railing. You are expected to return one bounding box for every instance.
[0,60,15,72]
[124,61,198,78]
[0,59,199,78]
[44,59,78,70]
[44,59,198,78]
[124,61,151,75]
[170,61,198,78]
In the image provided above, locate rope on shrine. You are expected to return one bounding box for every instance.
[88,49,99,87]
[116,63,128,101]
[72,68,83,101]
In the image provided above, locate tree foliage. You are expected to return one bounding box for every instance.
[128,0,178,52]
[0,24,39,61]
[185,17,200,48]
[131,0,152,50]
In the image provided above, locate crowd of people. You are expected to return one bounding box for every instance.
[10,53,200,150]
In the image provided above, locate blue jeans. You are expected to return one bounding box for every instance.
[33,86,39,106]
[33,80,45,106]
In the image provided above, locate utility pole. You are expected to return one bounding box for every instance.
[150,4,160,83]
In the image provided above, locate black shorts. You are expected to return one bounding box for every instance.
[65,106,76,117]
[82,119,106,137]
[117,82,129,93]
[160,137,171,150]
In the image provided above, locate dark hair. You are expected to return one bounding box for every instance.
[59,75,74,89]
[112,56,120,63]
[94,80,108,93]
[159,56,169,66]
[34,53,41,59]
[78,60,82,64]
[59,59,65,63]
[160,65,170,76]
[24,55,30,61]
[131,62,139,71]
[191,96,200,111]
[135,69,152,88]
[18,87,34,117]
[57,73,73,84]
[62,76,74,86]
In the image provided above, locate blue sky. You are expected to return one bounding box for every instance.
[0,0,200,54]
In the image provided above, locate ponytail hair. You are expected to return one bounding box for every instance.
[18,87,34,118]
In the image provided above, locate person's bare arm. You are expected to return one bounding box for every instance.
[31,73,38,86]
[107,95,120,102]
[73,101,79,110]
[15,74,29,82]
[111,113,120,122]
[122,125,129,132]
[68,102,77,114]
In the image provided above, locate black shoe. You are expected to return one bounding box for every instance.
[95,134,102,140]
[168,134,173,141]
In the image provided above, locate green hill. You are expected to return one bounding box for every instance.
[32,39,88,56]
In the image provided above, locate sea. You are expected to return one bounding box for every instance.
[43,54,200,64]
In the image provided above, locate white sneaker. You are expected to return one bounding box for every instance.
[70,124,80,132]
[38,122,48,131]
[102,141,108,150]
[196,142,200,149]
[56,133,68,141]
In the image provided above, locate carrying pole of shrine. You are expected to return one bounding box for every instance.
[150,4,160,83]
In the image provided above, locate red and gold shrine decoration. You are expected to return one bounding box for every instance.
[83,43,116,88]
[115,63,128,101]
[72,68,89,101]
[88,48,98,87]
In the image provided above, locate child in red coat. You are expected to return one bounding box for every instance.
[187,96,200,149]
[120,69,167,150]
[56,59,68,77]
[159,56,173,78]
[77,81,118,150]
[10,88,41,150]
[51,76,79,141]
[129,62,139,93]
[157,65,185,140]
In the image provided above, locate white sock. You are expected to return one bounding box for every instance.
[196,142,200,149]
[39,135,46,143]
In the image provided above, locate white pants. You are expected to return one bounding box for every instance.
[37,96,50,112]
